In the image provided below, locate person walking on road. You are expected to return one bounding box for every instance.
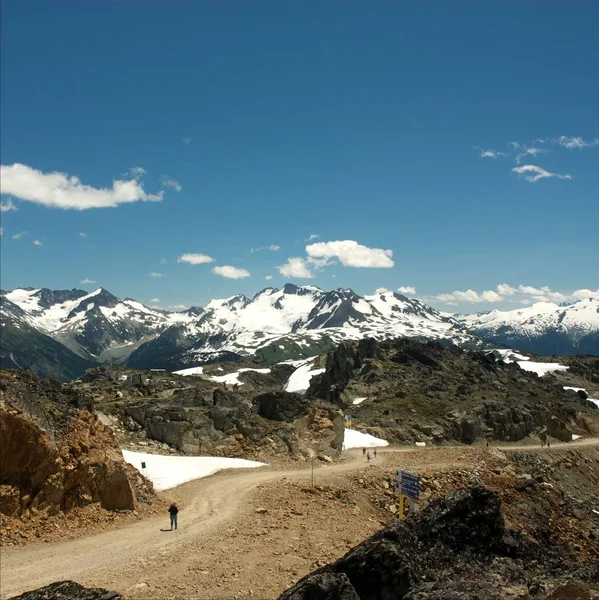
[366,451,371,463]
[168,503,179,530]
[374,448,377,459]
[362,447,366,457]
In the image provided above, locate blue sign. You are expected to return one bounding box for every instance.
[395,470,420,500]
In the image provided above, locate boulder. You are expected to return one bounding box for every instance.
[256,391,310,422]
[279,572,360,600]
[9,581,123,600]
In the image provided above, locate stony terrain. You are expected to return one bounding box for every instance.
[309,338,599,445]
[0,370,158,546]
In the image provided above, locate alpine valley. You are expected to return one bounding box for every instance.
[1,284,598,381]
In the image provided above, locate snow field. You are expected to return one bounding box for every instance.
[517,361,569,377]
[352,397,367,405]
[284,359,325,394]
[343,428,389,449]
[122,450,266,491]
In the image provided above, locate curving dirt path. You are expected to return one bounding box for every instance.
[2,438,598,599]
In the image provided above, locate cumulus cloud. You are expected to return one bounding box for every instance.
[571,289,599,300]
[1,198,17,212]
[251,244,281,253]
[555,136,599,149]
[398,286,416,295]
[265,275,273,280]
[11,231,27,239]
[306,240,394,268]
[512,164,572,183]
[33,240,43,246]
[149,298,160,303]
[80,278,96,284]
[278,257,313,279]
[177,253,214,265]
[496,283,517,296]
[305,234,319,241]
[168,303,188,310]
[126,166,146,178]
[149,272,164,277]
[435,289,488,303]
[0,163,164,210]
[160,176,182,192]
[375,287,391,294]
[212,265,251,279]
[78,232,88,238]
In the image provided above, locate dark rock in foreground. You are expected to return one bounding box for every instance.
[9,581,123,600]
[279,485,599,600]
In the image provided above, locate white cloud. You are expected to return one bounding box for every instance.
[212,265,251,279]
[149,298,160,303]
[512,164,572,183]
[515,147,546,164]
[265,275,273,281]
[182,137,191,144]
[496,283,517,296]
[80,278,96,284]
[251,244,281,253]
[1,198,17,212]
[571,289,599,300]
[11,231,27,239]
[177,253,214,265]
[375,287,391,294]
[435,289,504,303]
[161,176,182,192]
[0,163,163,210]
[476,148,506,159]
[306,234,319,241]
[278,257,314,279]
[554,136,599,149]
[33,240,43,246]
[78,232,88,238]
[397,286,416,295]
[149,272,164,277]
[126,166,147,178]
[160,257,167,264]
[168,303,188,310]
[518,285,548,296]
[306,240,394,268]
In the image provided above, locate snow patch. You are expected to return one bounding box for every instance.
[284,360,324,394]
[343,428,388,449]
[174,366,204,376]
[517,361,569,377]
[415,441,426,447]
[122,450,266,491]
[352,397,367,405]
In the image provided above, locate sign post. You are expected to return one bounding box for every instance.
[394,470,420,520]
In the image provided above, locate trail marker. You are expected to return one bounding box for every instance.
[395,470,420,520]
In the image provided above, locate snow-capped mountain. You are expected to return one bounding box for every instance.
[0,287,176,362]
[126,284,481,370]
[458,298,599,356]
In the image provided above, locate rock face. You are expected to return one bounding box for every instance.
[279,485,599,599]
[307,339,599,445]
[9,581,123,600]
[0,370,152,518]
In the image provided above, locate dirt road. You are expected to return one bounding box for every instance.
[2,438,598,599]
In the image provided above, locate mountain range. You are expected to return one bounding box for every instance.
[1,284,598,380]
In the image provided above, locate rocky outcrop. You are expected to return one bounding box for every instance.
[279,485,599,599]
[9,581,123,600]
[0,371,151,517]
[308,339,599,445]
[256,391,310,421]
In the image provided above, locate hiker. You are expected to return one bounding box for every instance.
[374,448,377,458]
[486,441,489,448]
[366,451,371,462]
[547,441,551,449]
[362,447,366,457]
[168,503,179,530]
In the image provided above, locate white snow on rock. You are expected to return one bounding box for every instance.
[589,399,599,409]
[284,359,325,394]
[486,349,531,363]
[572,434,583,441]
[352,397,367,405]
[517,361,569,377]
[415,441,426,447]
[343,428,389,449]
[564,386,586,393]
[173,366,204,376]
[122,450,266,491]
[207,367,272,386]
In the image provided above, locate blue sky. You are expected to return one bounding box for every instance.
[1,1,598,311]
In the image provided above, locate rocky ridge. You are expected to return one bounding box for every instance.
[0,370,156,542]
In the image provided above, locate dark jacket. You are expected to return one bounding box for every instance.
[168,504,178,515]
